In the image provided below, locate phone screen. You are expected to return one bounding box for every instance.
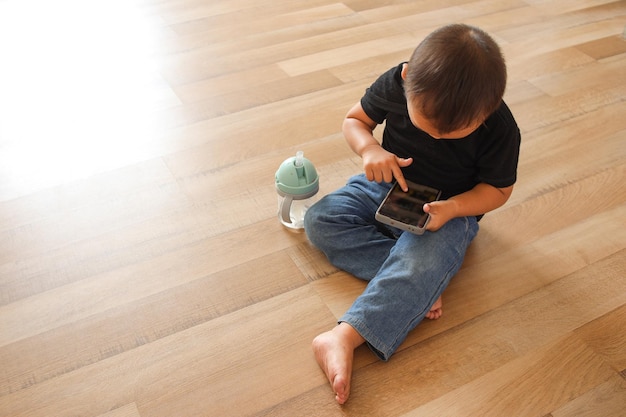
[377,182,440,227]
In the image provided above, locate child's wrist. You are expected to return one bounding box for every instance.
[446,198,462,219]
[360,143,381,157]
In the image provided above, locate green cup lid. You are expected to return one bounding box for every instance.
[275,151,319,197]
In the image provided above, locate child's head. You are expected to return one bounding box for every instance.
[403,24,506,138]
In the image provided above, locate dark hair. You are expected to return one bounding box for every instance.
[404,24,507,134]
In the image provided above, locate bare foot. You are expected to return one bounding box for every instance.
[312,323,365,404]
[425,296,443,320]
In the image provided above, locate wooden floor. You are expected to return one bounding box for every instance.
[0,0,625,416]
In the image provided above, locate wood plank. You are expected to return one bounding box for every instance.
[161,5,367,58]
[278,34,419,77]
[0,162,188,265]
[164,69,345,126]
[507,47,595,83]
[402,334,619,417]
[503,17,626,62]
[575,34,626,60]
[575,304,626,373]
[497,1,626,43]
[510,76,624,132]
[529,57,625,97]
[0,250,308,395]
[550,377,626,417]
[155,81,361,167]
[0,158,178,231]
[524,0,623,15]
[0,286,333,417]
[96,403,142,417]
[158,8,412,85]
[0,219,305,347]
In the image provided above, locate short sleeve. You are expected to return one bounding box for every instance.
[475,103,521,188]
[360,64,408,125]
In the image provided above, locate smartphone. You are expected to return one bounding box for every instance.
[375,180,442,235]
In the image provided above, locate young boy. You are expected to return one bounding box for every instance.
[303,24,520,404]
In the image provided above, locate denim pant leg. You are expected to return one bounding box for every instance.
[340,216,479,361]
[304,174,396,280]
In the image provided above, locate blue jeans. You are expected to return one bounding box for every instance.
[304,174,479,360]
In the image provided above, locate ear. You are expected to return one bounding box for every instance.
[401,63,408,80]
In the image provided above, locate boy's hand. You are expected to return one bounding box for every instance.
[423,200,457,231]
[361,145,413,191]
[423,183,513,232]
[424,183,513,231]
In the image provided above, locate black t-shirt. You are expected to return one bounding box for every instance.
[361,63,521,201]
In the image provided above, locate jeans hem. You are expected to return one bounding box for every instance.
[339,316,392,361]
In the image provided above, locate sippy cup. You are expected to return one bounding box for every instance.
[275,151,319,230]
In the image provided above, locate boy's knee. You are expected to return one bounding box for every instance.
[304,197,342,248]
[303,204,316,235]
[304,199,325,244]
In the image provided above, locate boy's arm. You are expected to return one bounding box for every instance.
[343,102,413,191]
[342,102,379,154]
[424,183,514,231]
